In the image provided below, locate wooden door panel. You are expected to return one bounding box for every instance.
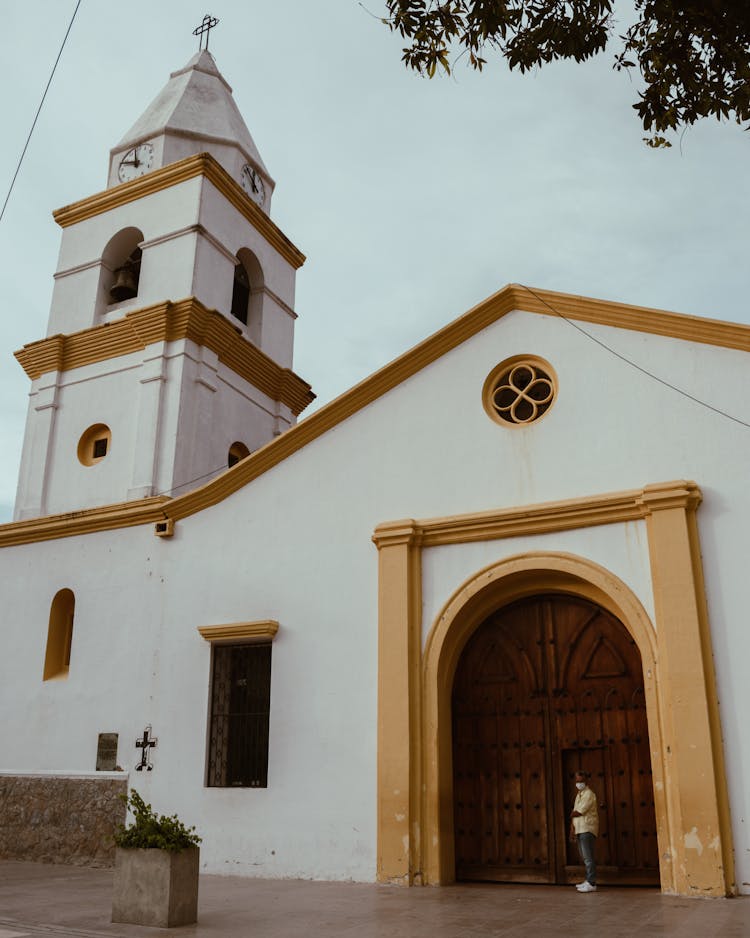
[453,603,553,882]
[452,594,659,885]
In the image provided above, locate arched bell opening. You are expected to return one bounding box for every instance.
[96,227,144,315]
[230,263,250,324]
[230,248,264,345]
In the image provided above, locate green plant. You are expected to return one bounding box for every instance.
[114,789,202,853]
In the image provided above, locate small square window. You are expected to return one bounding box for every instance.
[92,437,108,459]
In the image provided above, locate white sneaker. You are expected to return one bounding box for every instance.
[577,881,597,892]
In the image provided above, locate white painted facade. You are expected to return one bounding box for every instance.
[13,336,293,518]
[1,49,749,893]
[2,311,750,885]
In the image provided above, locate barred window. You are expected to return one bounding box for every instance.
[206,643,271,787]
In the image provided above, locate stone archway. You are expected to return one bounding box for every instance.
[421,552,666,888]
[373,482,734,896]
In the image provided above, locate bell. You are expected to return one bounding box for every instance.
[109,263,138,303]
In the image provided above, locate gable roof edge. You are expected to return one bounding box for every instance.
[516,284,750,351]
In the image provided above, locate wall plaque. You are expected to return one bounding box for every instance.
[96,733,119,771]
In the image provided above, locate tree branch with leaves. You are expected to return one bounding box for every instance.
[382,1,750,146]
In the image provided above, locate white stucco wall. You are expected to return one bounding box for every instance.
[420,521,655,650]
[14,335,292,518]
[1,307,748,887]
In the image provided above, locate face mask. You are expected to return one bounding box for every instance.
[576,781,586,790]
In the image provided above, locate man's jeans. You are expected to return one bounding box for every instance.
[577,832,597,885]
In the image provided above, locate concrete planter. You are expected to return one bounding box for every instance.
[111,846,199,927]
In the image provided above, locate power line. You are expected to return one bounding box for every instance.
[157,462,230,498]
[156,447,266,496]
[0,0,83,225]
[519,283,750,430]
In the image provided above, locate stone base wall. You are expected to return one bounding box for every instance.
[0,774,127,867]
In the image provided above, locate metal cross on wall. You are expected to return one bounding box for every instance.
[193,14,219,50]
[135,725,158,771]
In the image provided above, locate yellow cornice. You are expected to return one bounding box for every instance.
[197,620,279,644]
[0,497,170,547]
[369,520,424,549]
[372,481,702,549]
[14,297,314,417]
[639,479,703,513]
[512,284,750,352]
[52,152,306,270]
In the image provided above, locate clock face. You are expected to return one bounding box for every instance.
[118,143,154,183]
[241,164,266,206]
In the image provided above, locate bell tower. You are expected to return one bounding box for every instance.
[13,44,313,521]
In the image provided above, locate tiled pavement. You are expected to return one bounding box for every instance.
[0,861,748,938]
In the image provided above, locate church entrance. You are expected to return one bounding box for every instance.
[452,594,659,886]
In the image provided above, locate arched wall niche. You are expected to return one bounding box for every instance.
[96,227,144,315]
[230,247,264,345]
[421,552,662,888]
[43,588,75,681]
[227,440,250,468]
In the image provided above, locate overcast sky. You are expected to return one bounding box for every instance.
[1,1,748,522]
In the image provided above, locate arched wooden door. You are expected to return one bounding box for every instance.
[452,594,659,885]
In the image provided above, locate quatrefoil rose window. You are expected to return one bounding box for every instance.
[483,356,557,426]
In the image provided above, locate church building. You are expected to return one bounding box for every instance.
[0,44,748,899]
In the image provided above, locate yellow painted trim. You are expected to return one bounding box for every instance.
[373,480,734,897]
[373,484,670,549]
[375,523,423,885]
[0,497,171,547]
[511,284,750,352]
[52,153,306,270]
[4,283,750,548]
[197,620,279,644]
[640,485,735,895]
[14,297,314,416]
[481,354,558,427]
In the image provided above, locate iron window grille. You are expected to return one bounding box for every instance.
[206,643,271,787]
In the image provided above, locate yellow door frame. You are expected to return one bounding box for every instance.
[373,481,734,896]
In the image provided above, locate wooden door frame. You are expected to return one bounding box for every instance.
[373,481,734,896]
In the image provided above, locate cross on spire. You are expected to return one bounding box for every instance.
[193,14,219,51]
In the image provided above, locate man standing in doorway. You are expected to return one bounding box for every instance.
[570,771,599,892]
